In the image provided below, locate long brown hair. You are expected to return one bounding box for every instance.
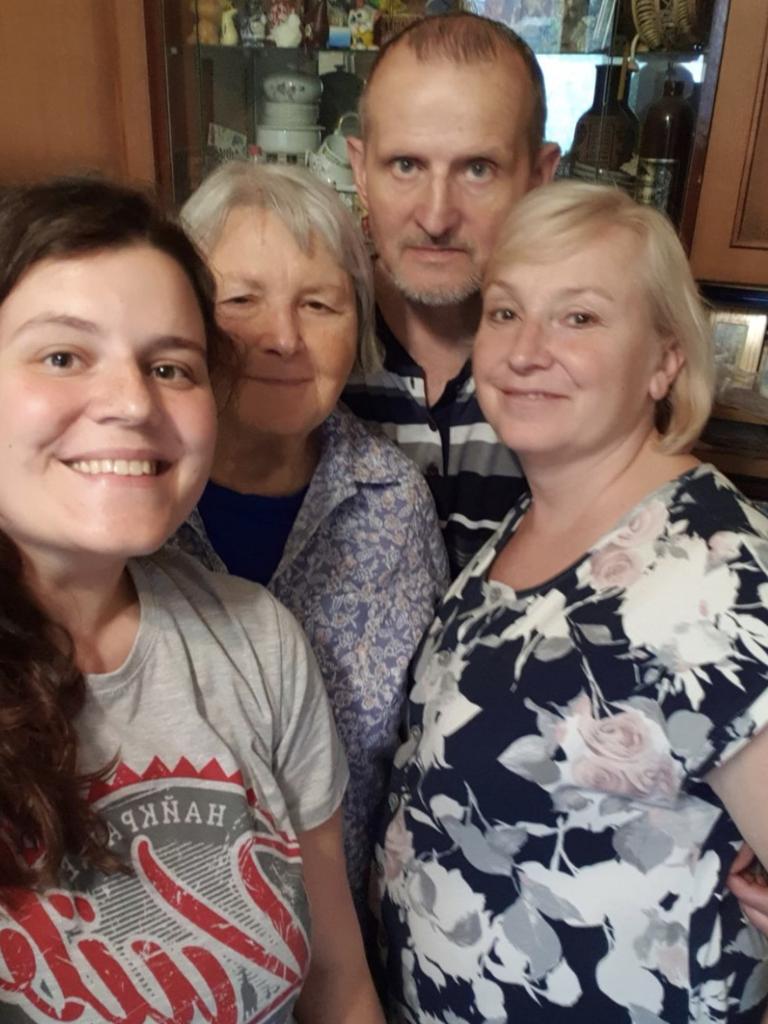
[0,177,224,887]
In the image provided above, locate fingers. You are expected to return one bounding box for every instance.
[729,842,756,875]
[727,870,768,937]
[742,903,768,937]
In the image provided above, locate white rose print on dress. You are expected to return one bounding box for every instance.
[377,467,768,1022]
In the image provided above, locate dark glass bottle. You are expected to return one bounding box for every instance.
[570,63,638,172]
[634,79,695,225]
[303,0,329,49]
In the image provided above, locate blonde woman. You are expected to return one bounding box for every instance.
[377,182,768,1023]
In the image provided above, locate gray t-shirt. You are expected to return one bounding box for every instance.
[0,550,348,1024]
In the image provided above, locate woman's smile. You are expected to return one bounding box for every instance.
[67,458,161,477]
[498,386,566,401]
[0,246,216,566]
[209,207,357,444]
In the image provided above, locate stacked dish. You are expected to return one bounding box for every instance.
[262,100,319,127]
[257,70,324,158]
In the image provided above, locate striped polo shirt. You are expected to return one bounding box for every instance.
[343,312,527,577]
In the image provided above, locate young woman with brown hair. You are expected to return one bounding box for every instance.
[0,177,383,1024]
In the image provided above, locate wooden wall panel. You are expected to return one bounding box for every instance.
[739,63,768,245]
[690,2,768,285]
[0,0,155,186]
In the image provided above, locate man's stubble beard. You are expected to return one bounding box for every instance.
[377,239,483,308]
[389,267,483,307]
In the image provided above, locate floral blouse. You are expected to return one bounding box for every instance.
[377,464,768,1023]
[172,406,448,919]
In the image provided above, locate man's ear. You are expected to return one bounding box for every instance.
[346,136,368,207]
[530,142,561,187]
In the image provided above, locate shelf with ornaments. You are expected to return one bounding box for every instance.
[551,0,720,237]
[185,0,423,55]
[165,0,720,220]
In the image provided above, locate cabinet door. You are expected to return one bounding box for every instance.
[0,0,155,186]
[690,2,768,285]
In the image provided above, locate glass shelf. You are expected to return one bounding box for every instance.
[159,0,718,217]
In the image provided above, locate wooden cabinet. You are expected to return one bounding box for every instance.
[156,4,726,208]
[0,1,155,187]
[690,1,768,287]
[1,0,766,282]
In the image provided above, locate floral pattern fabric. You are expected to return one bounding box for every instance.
[172,406,448,917]
[377,464,768,1023]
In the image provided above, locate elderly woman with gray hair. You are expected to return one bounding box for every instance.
[173,161,447,927]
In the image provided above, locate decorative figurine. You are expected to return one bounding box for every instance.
[220,2,240,44]
[239,0,267,45]
[327,0,352,46]
[268,0,303,46]
[186,0,225,44]
[348,1,378,48]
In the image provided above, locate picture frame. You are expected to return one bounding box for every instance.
[710,309,767,378]
[757,343,768,400]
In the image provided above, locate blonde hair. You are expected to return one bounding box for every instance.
[181,161,380,373]
[485,181,714,453]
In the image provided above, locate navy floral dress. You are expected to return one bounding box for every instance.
[377,465,768,1023]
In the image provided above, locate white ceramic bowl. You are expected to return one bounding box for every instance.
[256,124,322,155]
[262,100,319,127]
[262,70,322,104]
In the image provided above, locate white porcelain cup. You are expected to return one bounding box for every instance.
[321,131,350,165]
[308,131,355,188]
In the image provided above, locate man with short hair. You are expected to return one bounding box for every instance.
[344,13,560,576]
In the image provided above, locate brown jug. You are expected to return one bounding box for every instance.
[635,79,695,225]
[570,63,638,172]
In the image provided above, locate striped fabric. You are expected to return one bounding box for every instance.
[343,313,527,577]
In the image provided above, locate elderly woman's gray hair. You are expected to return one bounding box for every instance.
[181,161,380,373]
[485,181,715,455]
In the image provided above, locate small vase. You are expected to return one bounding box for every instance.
[635,79,695,225]
[570,63,638,172]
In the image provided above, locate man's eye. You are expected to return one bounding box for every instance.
[393,158,416,175]
[467,160,492,180]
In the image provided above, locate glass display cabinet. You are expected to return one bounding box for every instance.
[146,0,768,496]
[150,0,726,249]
